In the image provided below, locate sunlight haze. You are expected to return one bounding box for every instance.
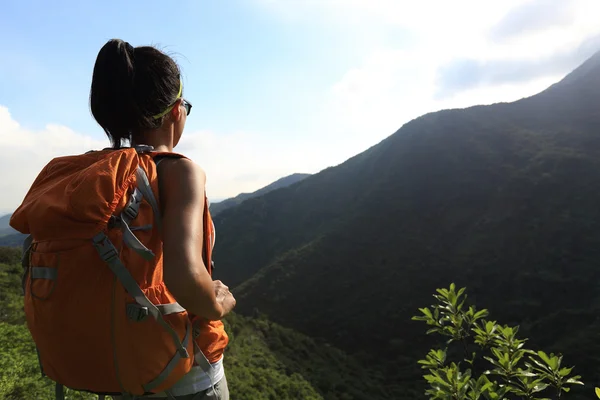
[0,0,599,214]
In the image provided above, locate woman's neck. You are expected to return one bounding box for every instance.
[133,127,175,152]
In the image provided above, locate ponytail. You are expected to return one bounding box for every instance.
[90,39,181,148]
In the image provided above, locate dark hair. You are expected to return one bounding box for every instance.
[90,39,181,148]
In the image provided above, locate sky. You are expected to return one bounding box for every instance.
[1,0,600,214]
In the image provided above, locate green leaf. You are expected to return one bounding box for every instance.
[532,382,549,393]
[558,366,573,376]
[537,351,555,370]
[527,358,552,374]
[516,371,537,377]
[565,377,584,385]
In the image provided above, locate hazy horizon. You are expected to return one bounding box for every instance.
[1,0,599,213]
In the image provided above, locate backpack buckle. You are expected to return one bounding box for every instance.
[126,303,149,322]
[92,233,119,264]
[134,144,154,153]
[122,188,143,221]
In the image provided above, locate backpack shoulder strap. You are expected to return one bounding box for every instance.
[152,152,187,167]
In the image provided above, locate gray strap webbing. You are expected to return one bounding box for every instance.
[55,383,64,400]
[21,235,33,294]
[157,303,186,315]
[193,341,213,375]
[191,319,213,375]
[31,267,57,280]
[136,167,162,231]
[118,187,154,260]
[142,320,192,392]
[120,217,154,260]
[22,235,33,267]
[155,157,167,168]
[165,391,177,400]
[36,347,45,377]
[130,224,153,232]
[92,233,189,359]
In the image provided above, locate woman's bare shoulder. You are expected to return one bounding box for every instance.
[158,157,206,186]
[157,157,206,208]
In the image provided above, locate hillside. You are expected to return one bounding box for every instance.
[212,50,600,399]
[0,246,395,400]
[0,233,27,247]
[0,214,16,236]
[210,173,311,216]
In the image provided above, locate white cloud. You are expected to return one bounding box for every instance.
[318,47,566,161]
[0,106,106,215]
[257,0,600,157]
[0,105,321,213]
[4,1,600,215]
[255,0,508,29]
[176,129,320,200]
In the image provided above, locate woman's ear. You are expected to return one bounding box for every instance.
[169,99,184,122]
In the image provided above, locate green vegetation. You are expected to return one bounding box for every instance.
[413,284,584,399]
[1,247,98,399]
[223,312,386,400]
[0,246,383,400]
[0,323,59,399]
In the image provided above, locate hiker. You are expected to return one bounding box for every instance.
[10,39,236,400]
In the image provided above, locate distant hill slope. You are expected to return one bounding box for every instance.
[0,233,27,247]
[210,173,311,216]
[0,214,16,236]
[212,50,600,399]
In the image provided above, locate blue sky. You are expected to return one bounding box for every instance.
[1,0,600,214]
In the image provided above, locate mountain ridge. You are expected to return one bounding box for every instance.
[210,173,311,217]
[211,50,600,398]
[0,214,17,237]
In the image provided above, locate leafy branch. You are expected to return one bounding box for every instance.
[412,283,585,400]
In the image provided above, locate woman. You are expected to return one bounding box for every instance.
[91,39,237,399]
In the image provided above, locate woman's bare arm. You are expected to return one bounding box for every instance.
[157,157,235,320]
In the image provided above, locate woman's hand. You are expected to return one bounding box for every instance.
[213,280,236,318]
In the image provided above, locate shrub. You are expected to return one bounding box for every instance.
[413,283,584,399]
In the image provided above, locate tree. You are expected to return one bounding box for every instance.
[413,283,585,399]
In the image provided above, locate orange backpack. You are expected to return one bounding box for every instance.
[9,146,226,399]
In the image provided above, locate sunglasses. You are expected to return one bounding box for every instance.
[181,98,192,116]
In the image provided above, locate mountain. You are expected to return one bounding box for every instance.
[210,173,311,216]
[0,233,27,247]
[212,51,600,398]
[0,214,17,236]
